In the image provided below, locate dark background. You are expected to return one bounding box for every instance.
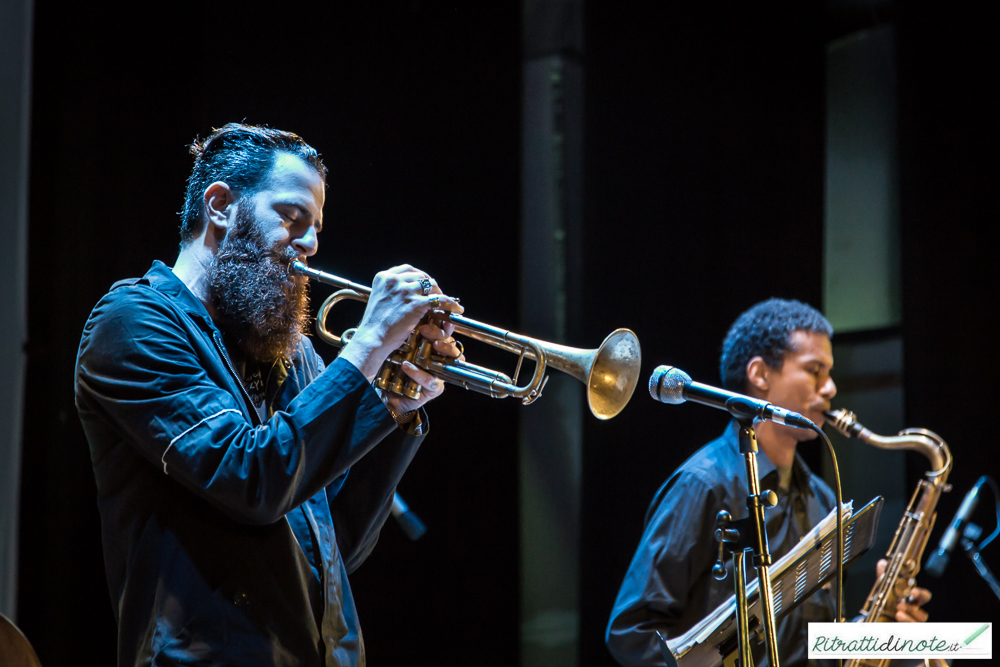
[18,2,997,666]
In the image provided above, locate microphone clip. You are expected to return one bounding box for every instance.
[712,489,780,580]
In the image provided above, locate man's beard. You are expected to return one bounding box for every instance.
[206,202,310,364]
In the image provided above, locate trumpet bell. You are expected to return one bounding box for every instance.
[539,328,642,420]
[587,329,642,420]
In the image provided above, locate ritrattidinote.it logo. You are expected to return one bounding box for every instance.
[807,622,992,660]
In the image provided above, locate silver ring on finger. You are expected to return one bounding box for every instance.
[420,278,433,295]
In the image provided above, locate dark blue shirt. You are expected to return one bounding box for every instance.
[607,421,837,667]
[75,261,425,666]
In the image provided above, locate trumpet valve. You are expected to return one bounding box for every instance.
[388,375,422,399]
[380,358,423,399]
[376,330,426,400]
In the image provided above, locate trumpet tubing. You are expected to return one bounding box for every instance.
[294,262,642,419]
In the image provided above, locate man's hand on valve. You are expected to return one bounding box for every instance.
[339,264,464,416]
[385,313,466,414]
[875,559,933,623]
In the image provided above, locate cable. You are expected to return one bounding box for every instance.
[810,421,844,628]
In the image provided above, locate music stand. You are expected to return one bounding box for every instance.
[661,496,884,667]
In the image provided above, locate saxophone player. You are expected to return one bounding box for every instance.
[606,298,937,667]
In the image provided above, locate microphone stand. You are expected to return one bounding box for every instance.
[961,525,1000,602]
[738,420,782,667]
[714,419,782,667]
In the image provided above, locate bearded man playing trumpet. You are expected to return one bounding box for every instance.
[74,123,463,667]
[606,299,939,667]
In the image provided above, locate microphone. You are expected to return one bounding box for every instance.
[648,365,815,429]
[391,493,427,541]
[925,476,987,577]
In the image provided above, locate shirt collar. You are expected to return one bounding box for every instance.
[789,452,817,495]
[142,260,216,328]
[724,420,814,494]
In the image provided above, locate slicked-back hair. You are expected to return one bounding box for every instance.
[179,123,327,243]
[719,298,833,392]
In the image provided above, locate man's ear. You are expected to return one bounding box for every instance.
[203,181,237,236]
[746,356,770,395]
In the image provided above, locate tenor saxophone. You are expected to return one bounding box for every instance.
[825,408,953,667]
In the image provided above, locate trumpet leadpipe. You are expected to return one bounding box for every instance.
[293,261,371,296]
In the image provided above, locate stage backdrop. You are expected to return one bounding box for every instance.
[20,2,996,666]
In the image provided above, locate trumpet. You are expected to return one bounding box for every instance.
[294,262,642,420]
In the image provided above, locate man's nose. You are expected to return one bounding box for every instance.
[292,227,318,257]
[821,376,837,400]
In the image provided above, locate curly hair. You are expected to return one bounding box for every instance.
[719,298,833,392]
[179,123,327,243]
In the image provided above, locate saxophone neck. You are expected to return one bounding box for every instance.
[824,409,952,477]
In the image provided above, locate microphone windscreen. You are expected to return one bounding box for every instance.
[924,550,948,578]
[649,365,692,404]
[395,510,428,541]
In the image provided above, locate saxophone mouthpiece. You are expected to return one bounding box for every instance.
[824,409,866,440]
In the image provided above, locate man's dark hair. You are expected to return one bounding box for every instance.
[179,123,327,243]
[719,298,833,392]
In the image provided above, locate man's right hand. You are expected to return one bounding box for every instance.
[339,264,463,382]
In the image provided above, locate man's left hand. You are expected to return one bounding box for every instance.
[382,316,465,416]
[876,559,932,623]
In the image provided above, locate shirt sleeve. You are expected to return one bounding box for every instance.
[325,419,426,573]
[75,286,399,526]
[606,472,721,667]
